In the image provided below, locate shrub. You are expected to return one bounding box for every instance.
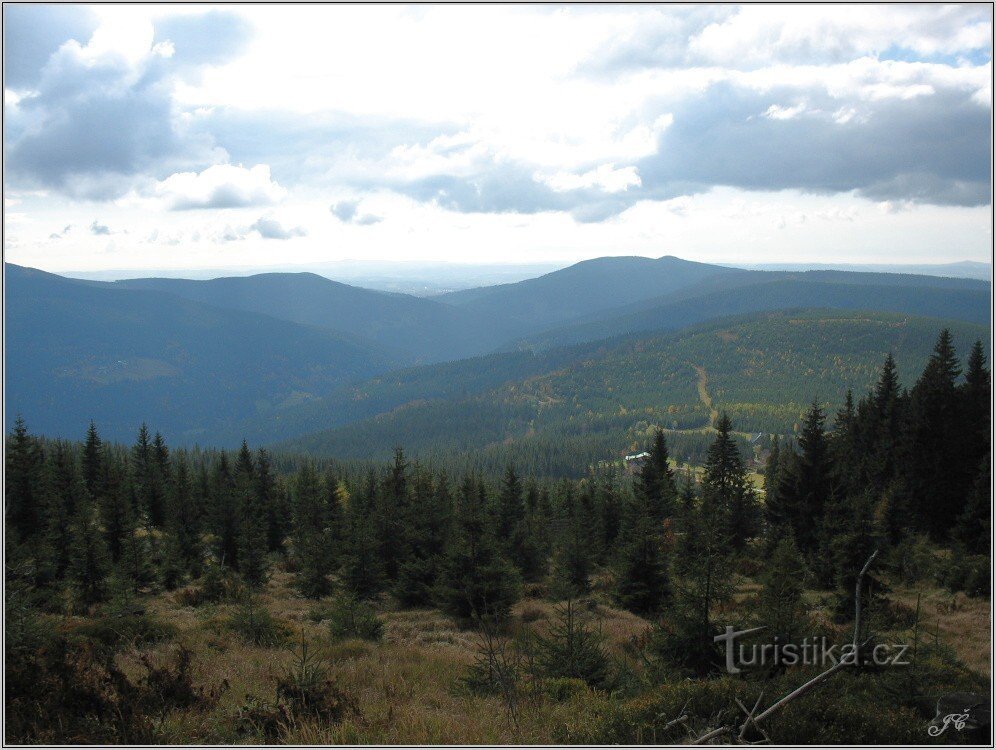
[888,534,938,585]
[275,638,359,724]
[227,596,290,648]
[72,614,177,649]
[325,593,383,642]
[533,600,610,690]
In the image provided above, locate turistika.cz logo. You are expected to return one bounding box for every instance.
[714,626,912,674]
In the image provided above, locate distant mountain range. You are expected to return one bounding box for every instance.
[5,255,991,447]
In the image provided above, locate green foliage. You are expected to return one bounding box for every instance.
[322,592,384,642]
[227,595,290,647]
[534,601,611,690]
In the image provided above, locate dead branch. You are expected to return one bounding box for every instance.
[693,549,879,745]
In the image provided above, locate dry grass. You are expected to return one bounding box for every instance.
[892,584,992,677]
[60,562,989,744]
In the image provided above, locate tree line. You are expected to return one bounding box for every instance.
[5,329,989,650]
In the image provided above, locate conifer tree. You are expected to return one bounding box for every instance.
[635,428,678,523]
[68,498,112,607]
[209,452,239,568]
[906,330,962,537]
[41,442,85,580]
[952,455,991,556]
[236,442,269,587]
[615,491,671,616]
[437,476,520,622]
[795,400,831,552]
[6,416,45,541]
[756,531,809,644]
[257,450,286,553]
[701,413,759,550]
[82,421,104,500]
[168,455,202,574]
[292,463,332,598]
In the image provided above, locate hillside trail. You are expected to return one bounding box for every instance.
[692,364,719,428]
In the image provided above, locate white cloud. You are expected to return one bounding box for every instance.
[153,164,286,210]
[539,164,642,193]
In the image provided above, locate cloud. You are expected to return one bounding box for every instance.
[4,10,229,199]
[248,216,306,240]
[330,200,358,221]
[154,163,286,210]
[2,5,99,89]
[153,10,253,67]
[330,200,383,225]
[90,221,111,235]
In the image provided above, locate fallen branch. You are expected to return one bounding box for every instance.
[693,549,879,745]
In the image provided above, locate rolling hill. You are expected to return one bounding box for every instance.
[512,274,991,350]
[437,255,744,338]
[4,264,398,443]
[109,272,502,364]
[279,309,990,476]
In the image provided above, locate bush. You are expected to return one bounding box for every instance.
[227,596,290,648]
[275,638,359,723]
[888,534,938,585]
[6,631,220,744]
[325,593,383,642]
[533,601,611,690]
[72,614,177,649]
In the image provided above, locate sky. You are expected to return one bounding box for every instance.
[3,4,993,273]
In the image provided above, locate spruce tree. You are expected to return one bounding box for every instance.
[795,400,831,552]
[82,421,105,500]
[68,498,112,607]
[906,330,962,537]
[236,442,269,587]
[635,428,678,523]
[6,416,45,541]
[952,455,991,556]
[209,452,239,568]
[257,450,286,553]
[756,531,809,644]
[437,476,520,622]
[615,491,671,616]
[41,442,85,581]
[702,413,759,551]
[292,463,333,598]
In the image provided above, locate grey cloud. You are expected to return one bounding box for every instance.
[2,5,99,89]
[331,200,382,225]
[90,221,111,235]
[635,82,990,207]
[249,216,306,240]
[5,14,224,199]
[330,201,358,221]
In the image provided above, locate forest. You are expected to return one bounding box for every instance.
[5,328,991,744]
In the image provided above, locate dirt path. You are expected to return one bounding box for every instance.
[692,364,719,427]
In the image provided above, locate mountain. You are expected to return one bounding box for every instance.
[5,264,397,443]
[437,255,742,338]
[109,272,502,363]
[733,260,991,281]
[280,309,989,476]
[511,272,991,350]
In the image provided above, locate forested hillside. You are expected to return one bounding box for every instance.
[281,310,988,475]
[6,328,989,743]
[111,272,503,363]
[6,258,990,447]
[5,264,397,443]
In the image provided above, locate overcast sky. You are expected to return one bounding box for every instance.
[3,4,992,272]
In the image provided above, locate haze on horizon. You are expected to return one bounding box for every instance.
[3,5,992,273]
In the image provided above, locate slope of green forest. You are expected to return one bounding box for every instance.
[281,309,988,475]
